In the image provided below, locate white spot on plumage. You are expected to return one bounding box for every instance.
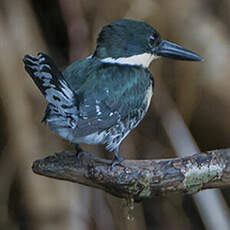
[34,72,54,87]
[96,105,101,114]
[39,64,51,70]
[34,71,52,78]
[38,56,45,62]
[27,65,39,70]
[25,57,38,64]
[59,79,74,100]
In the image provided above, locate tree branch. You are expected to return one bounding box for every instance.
[32,148,230,202]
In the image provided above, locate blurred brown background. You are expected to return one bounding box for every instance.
[0,0,230,229]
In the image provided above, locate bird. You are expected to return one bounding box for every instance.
[23,19,203,166]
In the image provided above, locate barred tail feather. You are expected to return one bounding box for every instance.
[23,53,78,128]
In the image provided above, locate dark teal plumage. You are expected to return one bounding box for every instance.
[63,58,153,137]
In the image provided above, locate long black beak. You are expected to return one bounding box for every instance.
[155,40,203,61]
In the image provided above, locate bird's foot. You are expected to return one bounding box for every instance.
[111,156,124,168]
[75,144,85,160]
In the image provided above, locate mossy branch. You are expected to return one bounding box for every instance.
[32,148,230,202]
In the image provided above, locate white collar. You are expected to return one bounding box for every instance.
[101,53,158,68]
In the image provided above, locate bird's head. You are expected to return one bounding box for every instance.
[93,19,203,67]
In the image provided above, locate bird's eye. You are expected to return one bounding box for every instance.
[149,35,155,47]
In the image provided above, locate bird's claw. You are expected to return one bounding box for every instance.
[76,151,86,160]
[111,156,124,168]
[75,144,85,160]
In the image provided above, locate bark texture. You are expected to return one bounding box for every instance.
[32,148,230,202]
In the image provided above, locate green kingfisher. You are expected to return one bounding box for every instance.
[23,19,203,165]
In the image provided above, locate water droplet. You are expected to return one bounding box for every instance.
[126,197,135,221]
[127,213,134,221]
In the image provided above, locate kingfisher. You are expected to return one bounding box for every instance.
[23,19,203,166]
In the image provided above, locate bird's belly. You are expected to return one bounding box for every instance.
[76,131,107,144]
[103,84,153,151]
